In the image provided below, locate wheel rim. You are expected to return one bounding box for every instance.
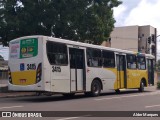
[141,82,144,91]
[93,83,99,94]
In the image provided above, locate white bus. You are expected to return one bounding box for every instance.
[8,35,155,97]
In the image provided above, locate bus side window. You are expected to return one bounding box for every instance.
[46,41,68,65]
[137,56,146,70]
[87,48,102,67]
[102,50,115,68]
[127,54,137,69]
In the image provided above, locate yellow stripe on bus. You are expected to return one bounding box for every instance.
[105,68,148,90]
[11,70,37,85]
[105,68,118,89]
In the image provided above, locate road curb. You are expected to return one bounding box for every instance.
[0,93,36,98]
[2,94,36,98]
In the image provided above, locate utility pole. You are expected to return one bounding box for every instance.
[0,37,1,92]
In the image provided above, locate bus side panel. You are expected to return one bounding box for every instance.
[46,38,70,93]
[105,68,118,90]
[127,69,148,89]
[42,39,52,92]
[50,66,70,93]
[126,69,136,88]
[134,70,148,88]
[85,67,116,92]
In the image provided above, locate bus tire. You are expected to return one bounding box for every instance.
[35,92,43,96]
[139,81,144,92]
[84,92,91,96]
[44,92,54,96]
[115,89,120,94]
[62,93,75,98]
[90,80,101,97]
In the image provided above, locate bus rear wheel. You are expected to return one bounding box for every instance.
[35,92,43,96]
[138,81,144,92]
[90,80,101,97]
[62,93,75,98]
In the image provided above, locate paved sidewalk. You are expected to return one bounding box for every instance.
[145,85,157,91]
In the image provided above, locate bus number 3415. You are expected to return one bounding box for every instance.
[27,64,36,70]
[52,66,61,72]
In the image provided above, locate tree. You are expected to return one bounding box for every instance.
[0,0,122,46]
[156,60,160,72]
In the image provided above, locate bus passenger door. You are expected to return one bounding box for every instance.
[116,55,127,89]
[147,59,154,85]
[69,48,86,92]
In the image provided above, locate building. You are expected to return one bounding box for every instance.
[0,55,8,80]
[110,25,157,60]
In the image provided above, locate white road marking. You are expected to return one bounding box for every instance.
[0,106,23,109]
[56,117,82,120]
[56,115,91,120]
[95,94,141,101]
[145,104,160,108]
[94,91,160,101]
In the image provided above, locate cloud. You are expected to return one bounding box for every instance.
[114,5,127,26]
[114,0,160,35]
[114,0,140,26]
[124,0,160,28]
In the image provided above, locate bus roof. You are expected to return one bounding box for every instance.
[47,36,135,54]
[10,35,155,58]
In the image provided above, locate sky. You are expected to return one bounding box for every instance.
[114,0,160,28]
[0,0,160,60]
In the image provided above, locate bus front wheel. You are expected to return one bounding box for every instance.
[90,80,101,97]
[138,81,144,92]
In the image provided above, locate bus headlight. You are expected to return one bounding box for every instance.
[36,63,42,83]
[8,67,12,84]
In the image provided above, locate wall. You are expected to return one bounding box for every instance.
[110,26,139,52]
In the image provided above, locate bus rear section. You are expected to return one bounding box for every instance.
[8,36,44,91]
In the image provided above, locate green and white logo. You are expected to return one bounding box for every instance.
[20,38,38,59]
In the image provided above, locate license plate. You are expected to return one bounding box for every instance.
[20,79,26,83]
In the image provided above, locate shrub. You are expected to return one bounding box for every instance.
[157,81,160,89]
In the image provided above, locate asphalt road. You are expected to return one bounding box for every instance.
[0,86,160,120]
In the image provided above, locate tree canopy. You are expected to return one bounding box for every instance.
[0,0,122,46]
[156,59,160,71]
